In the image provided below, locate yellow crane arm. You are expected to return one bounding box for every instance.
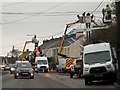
[58,21,79,56]
[20,41,32,60]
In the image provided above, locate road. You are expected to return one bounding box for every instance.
[2,71,120,90]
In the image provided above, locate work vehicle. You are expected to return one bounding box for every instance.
[70,59,83,78]
[83,43,118,85]
[4,64,10,70]
[56,58,66,73]
[10,64,17,74]
[14,61,34,79]
[35,57,49,73]
[56,58,75,73]
[20,35,42,68]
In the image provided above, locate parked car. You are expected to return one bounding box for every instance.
[14,61,34,79]
[4,64,10,70]
[0,65,5,70]
[10,64,16,74]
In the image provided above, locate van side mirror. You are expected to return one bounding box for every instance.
[113,58,117,63]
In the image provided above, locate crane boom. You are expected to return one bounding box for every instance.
[58,21,79,57]
[20,41,32,60]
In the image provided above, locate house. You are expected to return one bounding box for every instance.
[40,32,85,63]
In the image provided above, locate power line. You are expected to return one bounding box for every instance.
[27,31,64,38]
[1,2,25,7]
[1,11,102,15]
[91,0,104,14]
[2,2,66,25]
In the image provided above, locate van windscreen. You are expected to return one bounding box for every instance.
[37,60,47,65]
[85,51,110,65]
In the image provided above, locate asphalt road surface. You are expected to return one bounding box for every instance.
[2,72,69,88]
[2,71,120,90]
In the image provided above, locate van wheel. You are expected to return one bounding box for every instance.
[70,72,74,78]
[109,79,114,85]
[85,78,90,85]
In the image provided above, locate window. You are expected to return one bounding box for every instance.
[68,48,69,56]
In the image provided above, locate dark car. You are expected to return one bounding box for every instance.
[14,61,34,79]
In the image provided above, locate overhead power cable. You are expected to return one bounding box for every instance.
[2,2,66,25]
[1,2,25,7]
[91,0,104,14]
[27,31,64,38]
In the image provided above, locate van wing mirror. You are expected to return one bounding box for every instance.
[113,58,117,63]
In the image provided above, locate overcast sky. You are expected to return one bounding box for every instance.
[1,0,112,56]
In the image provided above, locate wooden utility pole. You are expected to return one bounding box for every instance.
[116,1,120,83]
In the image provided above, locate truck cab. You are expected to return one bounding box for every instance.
[83,43,118,85]
[35,57,49,72]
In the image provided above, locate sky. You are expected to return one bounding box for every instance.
[1,0,113,56]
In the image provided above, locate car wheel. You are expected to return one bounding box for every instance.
[30,76,34,79]
[14,75,17,79]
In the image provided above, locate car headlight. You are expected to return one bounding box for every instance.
[85,68,89,71]
[107,64,113,69]
[11,68,14,71]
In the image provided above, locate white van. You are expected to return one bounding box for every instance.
[83,43,118,85]
[35,57,49,72]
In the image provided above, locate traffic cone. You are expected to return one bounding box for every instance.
[51,68,53,73]
[48,68,49,73]
[42,69,45,73]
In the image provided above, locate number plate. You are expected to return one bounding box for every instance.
[22,73,28,75]
[94,74,103,77]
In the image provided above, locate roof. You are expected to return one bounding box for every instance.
[40,34,84,50]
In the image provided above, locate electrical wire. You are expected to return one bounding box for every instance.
[27,31,64,38]
[2,2,66,25]
[91,0,104,14]
[1,2,25,7]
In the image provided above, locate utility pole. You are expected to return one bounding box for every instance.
[116,1,120,83]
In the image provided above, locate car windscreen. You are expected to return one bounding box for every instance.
[76,60,82,65]
[17,63,32,68]
[84,51,111,65]
[37,60,47,65]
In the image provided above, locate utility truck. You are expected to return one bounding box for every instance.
[83,43,118,85]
